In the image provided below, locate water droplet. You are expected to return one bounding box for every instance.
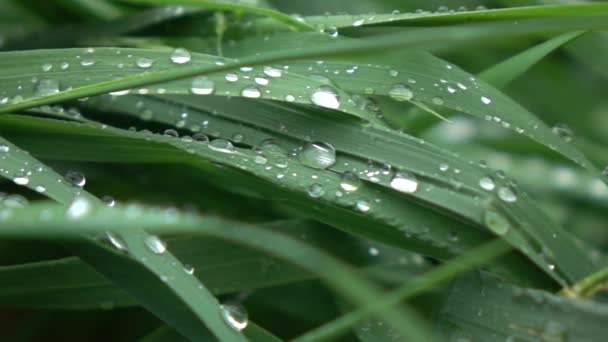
[13,175,29,185]
[299,142,336,169]
[479,176,495,191]
[64,170,86,188]
[497,186,517,202]
[552,123,573,143]
[190,77,215,95]
[310,86,340,109]
[432,97,444,105]
[241,86,261,98]
[80,59,95,67]
[389,84,413,101]
[193,133,209,143]
[34,78,60,96]
[41,63,52,72]
[144,235,167,254]
[183,264,195,275]
[322,26,339,37]
[67,196,92,220]
[102,195,116,207]
[390,172,418,193]
[356,199,371,213]
[340,171,361,192]
[35,185,46,193]
[439,163,449,172]
[368,247,379,256]
[105,232,128,253]
[484,209,510,236]
[263,66,282,78]
[254,77,269,86]
[0,144,9,153]
[225,73,239,82]
[307,183,325,198]
[208,139,235,153]
[163,129,179,138]
[220,303,248,331]
[136,57,154,68]
[170,48,191,64]
[481,96,492,105]
[353,18,365,26]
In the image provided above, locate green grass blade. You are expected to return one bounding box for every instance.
[120,0,314,31]
[0,136,247,342]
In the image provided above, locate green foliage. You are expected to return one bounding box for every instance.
[1,1,607,341]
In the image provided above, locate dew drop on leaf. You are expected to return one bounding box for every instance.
[310,86,340,109]
[299,142,336,169]
[497,186,517,203]
[34,78,60,96]
[64,170,86,188]
[169,48,191,64]
[390,172,419,194]
[388,84,413,101]
[136,57,154,68]
[479,176,495,191]
[143,235,167,254]
[190,77,215,95]
[105,232,128,253]
[552,123,573,143]
[220,303,248,331]
[356,199,371,213]
[208,139,235,154]
[340,171,361,192]
[241,86,262,98]
[307,183,325,198]
[66,196,92,220]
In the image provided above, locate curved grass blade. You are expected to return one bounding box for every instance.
[0,200,432,342]
[479,31,585,88]
[120,0,314,31]
[271,3,608,30]
[0,136,247,342]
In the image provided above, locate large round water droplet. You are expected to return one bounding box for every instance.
[190,77,215,95]
[64,170,86,188]
[307,183,325,198]
[144,235,167,254]
[310,86,340,109]
[170,48,191,64]
[34,78,60,96]
[497,186,517,202]
[389,84,413,101]
[479,176,495,191]
[0,144,9,153]
[340,171,361,192]
[241,86,261,98]
[390,172,418,193]
[299,142,336,169]
[220,303,248,331]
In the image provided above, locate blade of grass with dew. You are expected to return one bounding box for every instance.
[220,31,594,171]
[262,3,608,31]
[0,219,389,310]
[79,91,593,285]
[0,98,586,287]
[0,201,432,342]
[0,136,248,342]
[435,271,608,341]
